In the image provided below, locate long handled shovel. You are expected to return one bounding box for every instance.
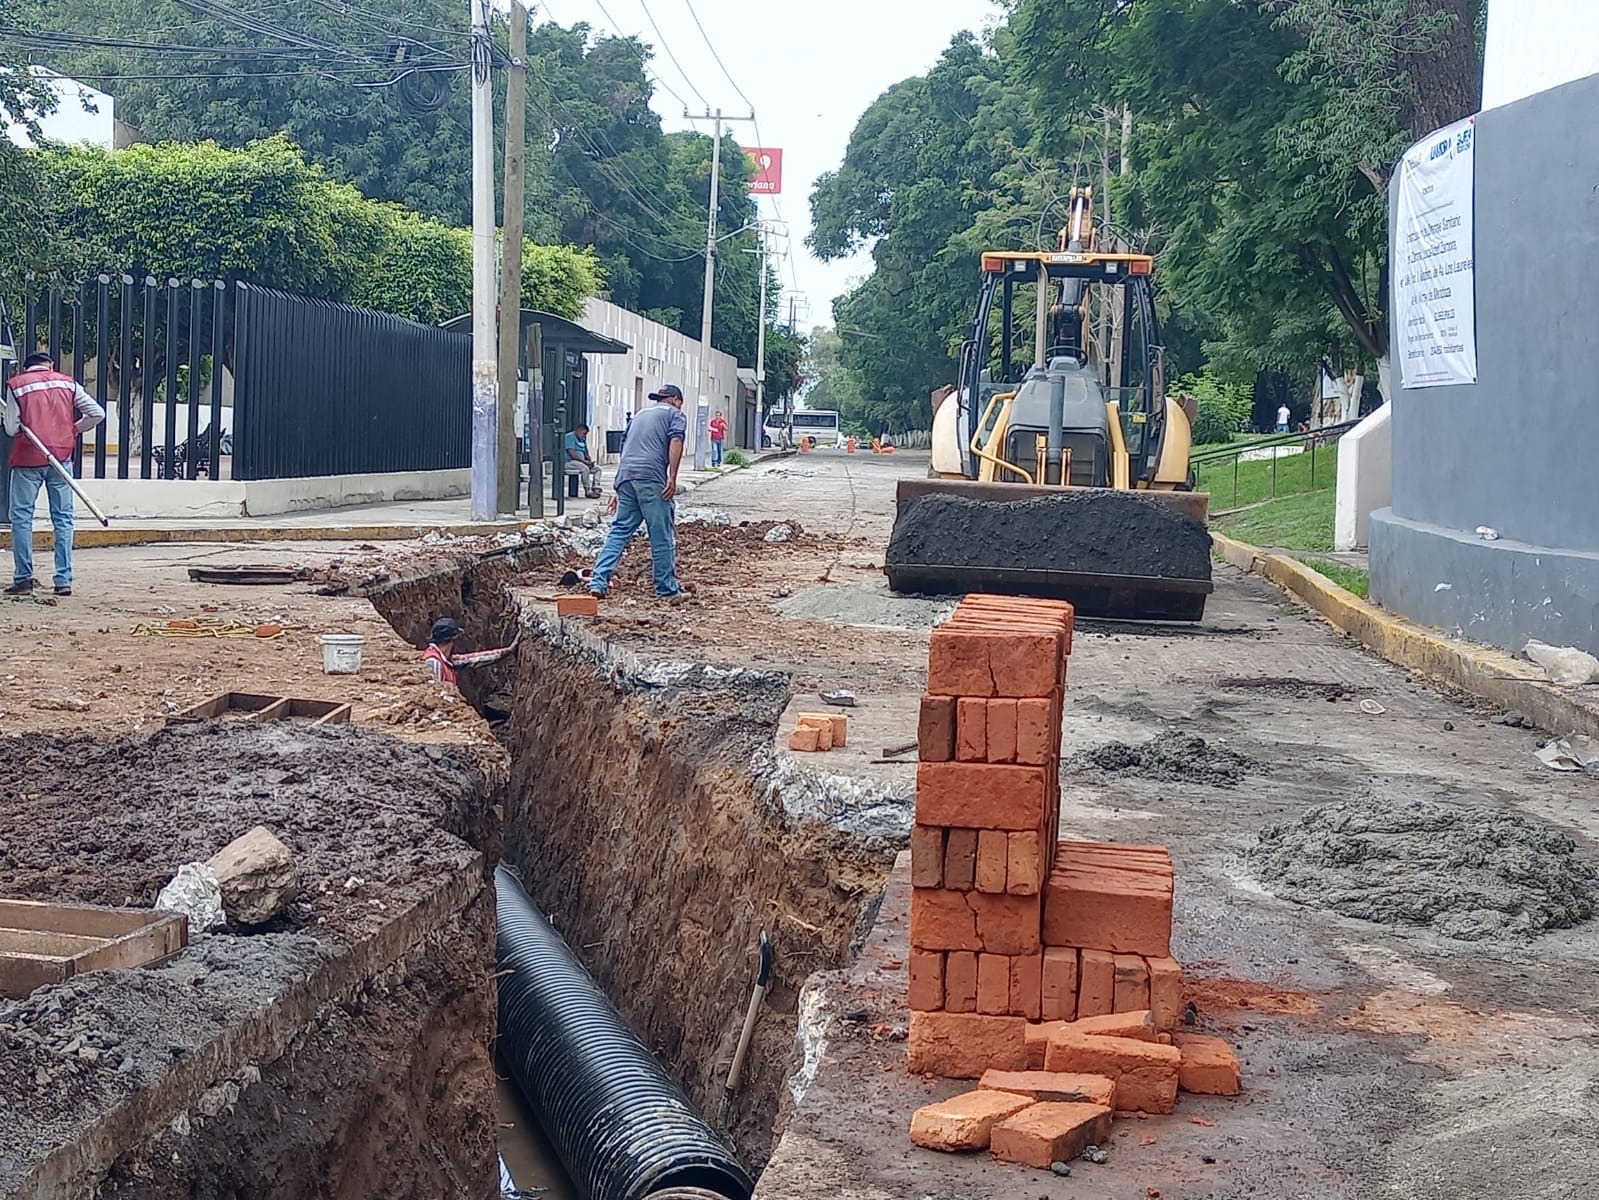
[14,423,110,527]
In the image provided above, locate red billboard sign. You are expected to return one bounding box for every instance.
[743,146,783,195]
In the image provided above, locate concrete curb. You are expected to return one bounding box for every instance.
[0,522,529,551]
[1212,531,1599,739]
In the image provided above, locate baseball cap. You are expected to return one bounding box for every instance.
[648,384,685,402]
[22,352,53,369]
[430,617,462,643]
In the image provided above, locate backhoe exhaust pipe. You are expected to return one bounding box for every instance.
[1045,370,1065,486]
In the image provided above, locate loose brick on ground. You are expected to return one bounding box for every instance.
[908,1011,1028,1078]
[977,953,1010,1015]
[976,829,1009,893]
[909,1089,1035,1152]
[1173,1033,1243,1096]
[1009,952,1042,1020]
[1006,831,1043,896]
[917,763,1048,831]
[908,950,945,1012]
[1041,947,1078,1022]
[1044,1031,1181,1115]
[827,712,848,746]
[910,825,945,888]
[788,726,820,752]
[1148,956,1184,1030]
[1076,949,1116,1017]
[1113,954,1151,1013]
[911,888,980,951]
[1070,1010,1157,1041]
[1025,1020,1069,1069]
[957,697,988,762]
[987,699,1018,763]
[919,695,956,762]
[980,1069,1116,1107]
[945,951,978,1013]
[796,713,834,750]
[556,594,599,618]
[990,1101,1113,1170]
[943,828,978,890]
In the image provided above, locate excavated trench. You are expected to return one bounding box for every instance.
[366,550,896,1188]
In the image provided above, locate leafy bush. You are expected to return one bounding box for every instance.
[725,449,751,467]
[1178,370,1252,445]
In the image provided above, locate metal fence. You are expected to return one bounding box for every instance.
[231,284,470,481]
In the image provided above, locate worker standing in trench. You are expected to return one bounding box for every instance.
[423,617,520,686]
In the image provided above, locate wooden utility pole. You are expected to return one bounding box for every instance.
[496,0,528,515]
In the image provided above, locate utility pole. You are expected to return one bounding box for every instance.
[742,228,770,452]
[496,0,528,516]
[469,0,497,520]
[684,107,755,469]
[1109,103,1132,393]
[1097,106,1113,386]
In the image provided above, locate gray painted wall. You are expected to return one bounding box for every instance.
[1371,70,1599,655]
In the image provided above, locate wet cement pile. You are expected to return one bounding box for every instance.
[1068,730,1254,787]
[1249,798,1599,941]
[776,580,957,630]
[885,491,1213,582]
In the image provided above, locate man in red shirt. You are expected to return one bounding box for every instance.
[422,617,521,687]
[709,409,728,467]
[4,352,106,596]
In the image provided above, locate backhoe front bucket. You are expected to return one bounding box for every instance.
[884,481,1214,622]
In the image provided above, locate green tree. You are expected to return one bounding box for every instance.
[1,2,60,295]
[800,326,865,419]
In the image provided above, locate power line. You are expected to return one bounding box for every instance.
[584,0,690,110]
[677,0,751,112]
[633,0,708,109]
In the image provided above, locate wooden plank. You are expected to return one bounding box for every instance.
[248,698,292,722]
[0,927,104,957]
[309,702,353,726]
[0,899,153,938]
[0,900,189,998]
[0,951,70,996]
[74,913,187,976]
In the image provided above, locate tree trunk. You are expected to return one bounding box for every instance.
[1376,356,1394,409]
[1401,0,1484,140]
[1342,369,1366,423]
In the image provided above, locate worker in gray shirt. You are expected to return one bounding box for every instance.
[589,384,687,603]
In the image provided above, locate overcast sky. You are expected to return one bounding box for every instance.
[535,0,1001,331]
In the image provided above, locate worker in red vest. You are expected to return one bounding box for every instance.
[3,352,106,597]
[423,617,521,687]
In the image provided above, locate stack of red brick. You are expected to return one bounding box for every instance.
[904,595,1241,1170]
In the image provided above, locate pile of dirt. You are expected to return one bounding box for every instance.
[1069,730,1255,786]
[1248,798,1599,941]
[608,518,819,593]
[884,491,1213,582]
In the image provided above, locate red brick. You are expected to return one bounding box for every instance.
[787,726,819,752]
[909,1089,1034,1152]
[1041,948,1078,1022]
[1025,1020,1069,1069]
[908,950,944,1012]
[1015,698,1058,766]
[990,1101,1112,1170]
[943,829,978,891]
[918,695,956,762]
[986,699,1018,763]
[1006,831,1043,896]
[927,629,997,697]
[910,888,979,951]
[1077,950,1116,1017]
[916,763,1047,831]
[556,594,600,618]
[975,830,1009,893]
[979,1069,1116,1107]
[907,1011,1027,1078]
[828,713,848,747]
[945,951,978,1013]
[977,953,1010,1015]
[956,697,987,762]
[910,825,945,889]
[1147,957,1184,1031]
[796,713,834,750]
[1173,1033,1242,1096]
[928,627,1063,699]
[1043,864,1173,958]
[1070,1011,1156,1041]
[1043,1031,1181,1114]
[1009,953,1042,1020]
[1113,954,1151,1013]
[969,890,1042,955]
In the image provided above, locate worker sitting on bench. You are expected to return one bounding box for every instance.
[563,424,603,499]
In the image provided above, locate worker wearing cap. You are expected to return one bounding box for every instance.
[3,352,106,597]
[423,617,521,686]
[588,383,687,603]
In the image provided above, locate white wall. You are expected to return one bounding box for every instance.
[1483,0,1599,110]
[1334,403,1391,551]
[577,298,740,462]
[4,71,115,148]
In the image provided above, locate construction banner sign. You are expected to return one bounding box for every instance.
[743,147,783,195]
[1395,117,1478,390]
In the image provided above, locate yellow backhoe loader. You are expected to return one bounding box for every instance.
[885,188,1214,621]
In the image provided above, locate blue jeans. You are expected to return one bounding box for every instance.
[10,465,75,588]
[590,479,679,597]
[711,439,724,466]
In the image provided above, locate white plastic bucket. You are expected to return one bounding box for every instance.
[320,634,366,674]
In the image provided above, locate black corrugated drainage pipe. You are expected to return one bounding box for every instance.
[495,867,755,1200]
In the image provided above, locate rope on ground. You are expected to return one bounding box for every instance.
[130,619,293,639]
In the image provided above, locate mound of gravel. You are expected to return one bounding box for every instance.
[1069,730,1253,787]
[1249,799,1599,941]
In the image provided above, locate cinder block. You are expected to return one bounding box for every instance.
[907,1011,1028,1078]
[910,888,979,951]
[978,1069,1116,1108]
[909,1089,1034,1152]
[1041,948,1078,1022]
[975,830,1009,894]
[916,763,1047,831]
[910,825,945,889]
[956,697,987,762]
[943,829,978,891]
[1043,1031,1181,1114]
[990,1101,1113,1170]
[1113,954,1151,1013]
[918,695,956,762]
[977,953,1010,1015]
[1015,698,1058,766]
[986,699,1018,763]
[787,726,819,752]
[1077,949,1116,1018]
[969,890,1042,956]
[1147,956,1184,1031]
[556,594,599,618]
[1009,953,1042,1020]
[1173,1033,1243,1096]
[908,950,944,1012]
[945,951,978,1013]
[1006,831,1043,896]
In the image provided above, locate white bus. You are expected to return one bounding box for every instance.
[765,408,843,449]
